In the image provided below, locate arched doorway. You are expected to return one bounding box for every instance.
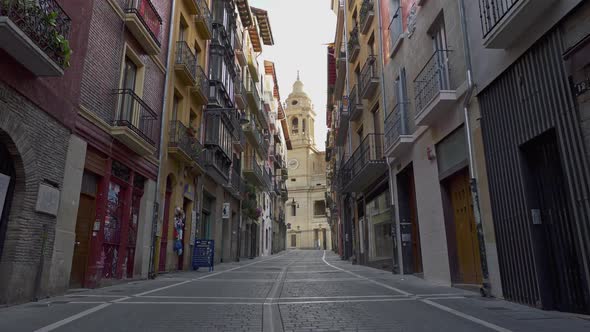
[0,141,16,261]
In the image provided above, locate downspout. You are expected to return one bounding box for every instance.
[458,0,491,297]
[374,0,398,274]
[149,0,177,279]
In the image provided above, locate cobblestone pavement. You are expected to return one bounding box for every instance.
[1,250,590,331]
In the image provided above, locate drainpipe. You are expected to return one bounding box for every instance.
[149,0,177,279]
[374,0,398,274]
[458,0,491,297]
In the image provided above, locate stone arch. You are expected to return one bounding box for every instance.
[0,110,37,264]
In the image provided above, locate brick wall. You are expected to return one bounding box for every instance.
[0,82,70,304]
[80,0,170,148]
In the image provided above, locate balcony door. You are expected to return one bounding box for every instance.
[430,19,450,90]
[121,58,139,125]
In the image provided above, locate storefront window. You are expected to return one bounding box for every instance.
[367,191,393,262]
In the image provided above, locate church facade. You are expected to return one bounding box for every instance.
[285,77,331,250]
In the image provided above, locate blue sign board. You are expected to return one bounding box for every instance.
[192,239,215,271]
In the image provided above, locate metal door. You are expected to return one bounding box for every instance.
[522,131,588,313]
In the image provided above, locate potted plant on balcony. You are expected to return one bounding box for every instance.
[3,0,74,68]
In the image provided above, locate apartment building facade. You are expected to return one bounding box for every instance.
[0,0,94,303]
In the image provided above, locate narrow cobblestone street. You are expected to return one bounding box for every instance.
[0,250,589,332]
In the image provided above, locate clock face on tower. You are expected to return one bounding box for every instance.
[288,159,299,170]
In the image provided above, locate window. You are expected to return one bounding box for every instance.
[292,118,299,134]
[291,204,296,217]
[314,200,326,216]
[172,95,179,122]
[302,119,306,133]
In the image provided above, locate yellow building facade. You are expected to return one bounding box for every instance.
[155,0,211,273]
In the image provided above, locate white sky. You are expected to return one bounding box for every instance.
[250,0,336,150]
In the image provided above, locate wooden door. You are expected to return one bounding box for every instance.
[70,194,96,287]
[449,170,482,284]
[291,234,296,247]
[408,170,423,274]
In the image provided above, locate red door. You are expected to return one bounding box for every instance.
[103,179,128,279]
[159,189,172,272]
[126,189,143,278]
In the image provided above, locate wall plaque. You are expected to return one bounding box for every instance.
[35,183,60,216]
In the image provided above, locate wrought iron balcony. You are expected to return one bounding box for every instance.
[348,26,360,63]
[175,41,196,85]
[349,85,364,121]
[359,0,374,35]
[243,115,265,155]
[203,148,231,185]
[243,153,264,187]
[479,0,556,49]
[360,55,379,100]
[341,134,386,193]
[234,80,246,109]
[225,162,242,198]
[263,166,273,192]
[190,139,206,175]
[235,27,247,66]
[388,6,403,56]
[335,101,350,146]
[0,0,71,76]
[168,120,195,164]
[112,89,158,156]
[124,0,162,55]
[194,0,212,39]
[414,49,457,127]
[245,79,261,113]
[191,66,208,105]
[384,102,413,157]
[247,52,259,82]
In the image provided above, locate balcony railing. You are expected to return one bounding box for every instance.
[388,6,403,56]
[414,49,452,114]
[113,89,158,146]
[0,0,72,73]
[359,0,374,34]
[348,26,360,63]
[168,120,195,162]
[384,102,410,150]
[244,153,264,186]
[246,79,261,111]
[125,0,162,46]
[360,55,379,100]
[195,0,212,39]
[191,65,208,105]
[349,85,363,121]
[203,148,231,184]
[479,0,520,39]
[335,101,350,146]
[175,41,196,84]
[342,134,386,192]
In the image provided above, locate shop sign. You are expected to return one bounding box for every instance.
[222,202,230,219]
